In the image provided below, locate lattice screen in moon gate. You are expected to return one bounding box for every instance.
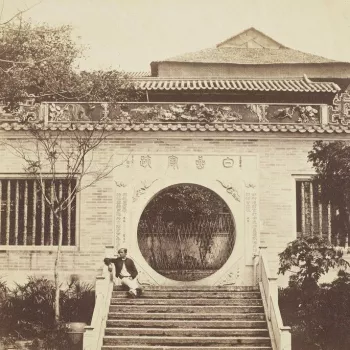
[137,184,236,281]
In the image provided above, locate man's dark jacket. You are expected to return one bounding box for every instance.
[111,257,138,279]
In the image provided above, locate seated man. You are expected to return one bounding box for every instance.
[108,248,142,298]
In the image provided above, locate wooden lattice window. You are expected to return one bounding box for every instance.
[296,179,349,247]
[0,179,76,246]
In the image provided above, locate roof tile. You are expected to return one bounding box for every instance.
[134,77,339,93]
[159,47,338,65]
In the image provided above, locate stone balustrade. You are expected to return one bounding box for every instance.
[256,246,291,350]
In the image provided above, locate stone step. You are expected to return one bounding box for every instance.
[106,319,267,329]
[112,291,262,299]
[104,328,269,337]
[103,336,271,346]
[114,286,259,292]
[110,298,263,306]
[108,312,266,321]
[102,346,272,350]
[109,305,264,314]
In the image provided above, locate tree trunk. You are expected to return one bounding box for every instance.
[344,205,350,249]
[54,210,63,323]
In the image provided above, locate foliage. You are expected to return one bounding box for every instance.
[0,20,80,105]
[0,276,94,342]
[141,184,229,225]
[279,271,350,350]
[0,278,8,304]
[79,70,142,103]
[278,236,349,288]
[0,19,143,107]
[0,277,56,338]
[308,141,350,244]
[60,275,95,323]
[29,323,71,350]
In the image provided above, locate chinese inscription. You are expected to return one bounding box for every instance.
[168,155,179,170]
[223,157,234,168]
[245,189,258,264]
[116,193,122,245]
[196,156,205,169]
[126,155,134,168]
[140,155,152,168]
[122,193,127,244]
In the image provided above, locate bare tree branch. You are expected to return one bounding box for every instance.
[0,0,43,26]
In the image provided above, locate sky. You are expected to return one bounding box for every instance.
[2,0,350,72]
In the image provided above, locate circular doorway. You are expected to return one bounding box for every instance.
[137,183,236,281]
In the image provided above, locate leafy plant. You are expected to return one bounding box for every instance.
[0,275,95,343]
[29,323,70,350]
[141,184,229,225]
[0,277,56,338]
[278,236,349,289]
[0,278,8,304]
[60,275,95,323]
[279,271,350,350]
[0,19,143,107]
[308,141,350,246]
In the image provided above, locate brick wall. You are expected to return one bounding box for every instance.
[0,131,336,284]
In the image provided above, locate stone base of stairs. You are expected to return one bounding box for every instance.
[102,286,272,350]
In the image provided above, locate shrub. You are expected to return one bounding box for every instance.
[278,236,349,290]
[60,275,95,323]
[29,323,70,350]
[0,275,95,344]
[0,277,56,339]
[279,270,350,350]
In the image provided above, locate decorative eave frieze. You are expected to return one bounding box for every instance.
[1,121,350,134]
[0,91,350,133]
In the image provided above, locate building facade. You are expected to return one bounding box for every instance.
[1,28,350,286]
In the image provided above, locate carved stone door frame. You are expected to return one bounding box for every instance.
[113,153,259,286]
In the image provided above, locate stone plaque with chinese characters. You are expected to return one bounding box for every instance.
[244,185,259,265]
[113,152,259,285]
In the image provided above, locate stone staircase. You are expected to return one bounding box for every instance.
[101,285,272,350]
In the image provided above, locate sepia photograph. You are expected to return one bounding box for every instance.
[0,0,350,349]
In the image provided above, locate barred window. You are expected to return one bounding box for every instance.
[296,179,349,247]
[0,179,76,246]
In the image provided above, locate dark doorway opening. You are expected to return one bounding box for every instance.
[137,183,236,281]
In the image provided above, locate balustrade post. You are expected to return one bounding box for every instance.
[258,245,268,283]
[253,253,260,286]
[268,277,278,321]
[84,275,106,350]
[83,326,94,350]
[105,245,115,258]
[280,326,292,350]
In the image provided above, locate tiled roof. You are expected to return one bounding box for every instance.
[1,122,350,134]
[161,47,337,65]
[154,28,347,66]
[125,71,151,78]
[134,76,340,93]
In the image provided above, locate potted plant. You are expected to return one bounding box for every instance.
[61,276,95,349]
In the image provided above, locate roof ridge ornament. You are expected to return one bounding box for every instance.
[303,74,312,84]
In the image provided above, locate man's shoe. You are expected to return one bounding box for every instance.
[128,290,137,298]
[136,288,143,297]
